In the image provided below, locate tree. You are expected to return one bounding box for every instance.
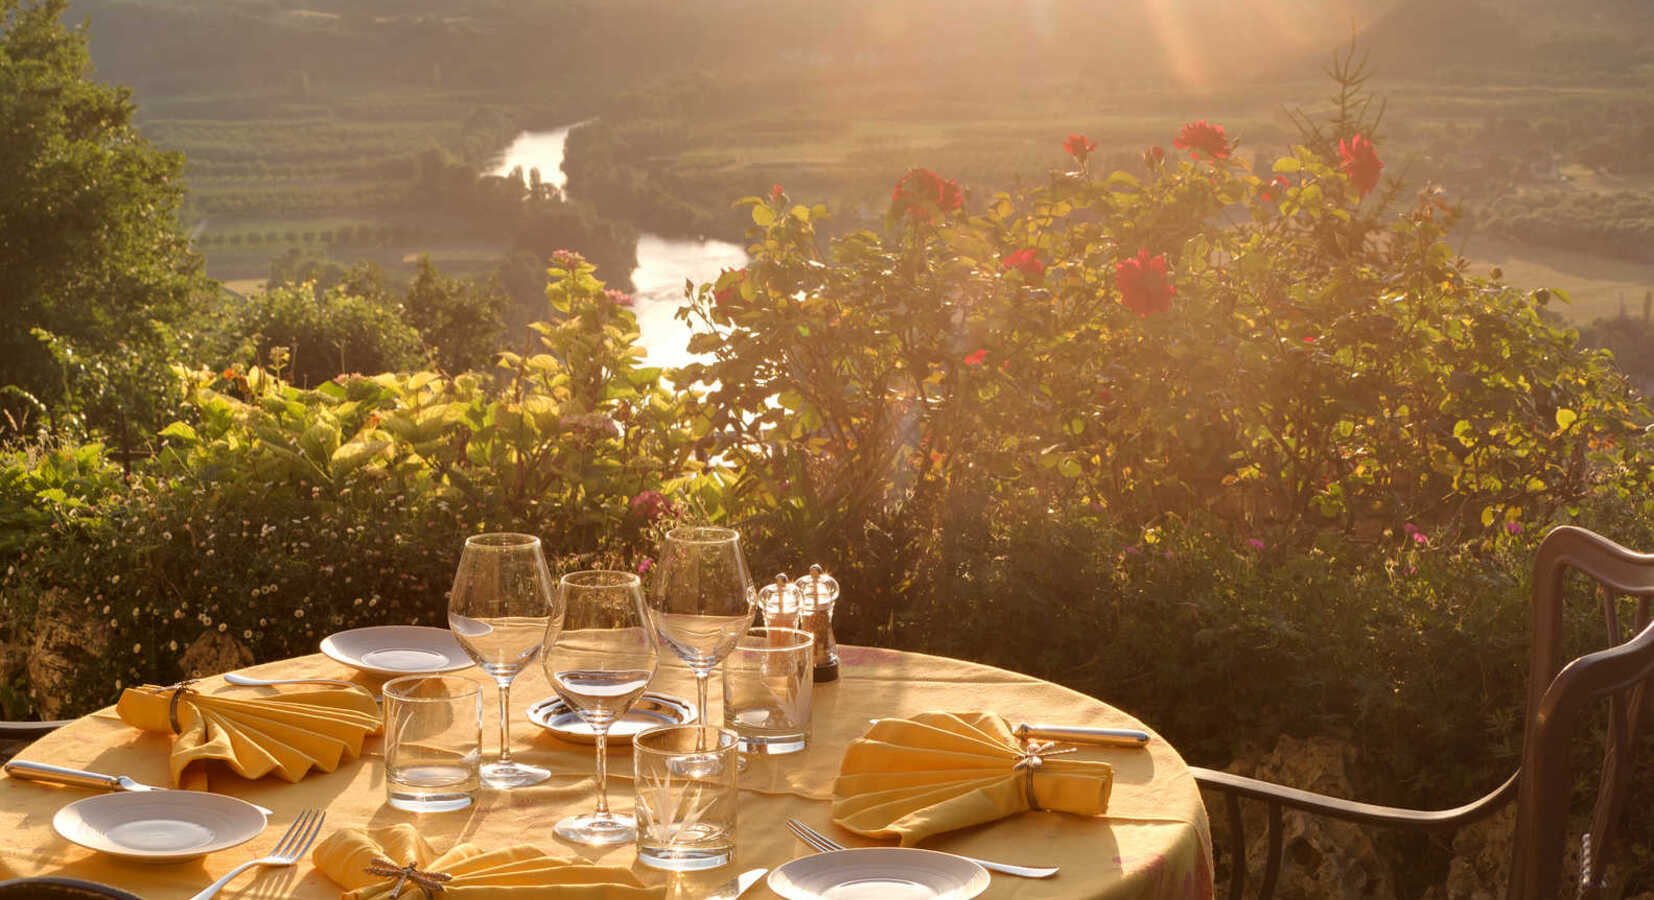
[402,255,509,374]
[0,0,207,431]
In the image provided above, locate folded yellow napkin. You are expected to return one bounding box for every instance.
[313,825,665,899]
[116,684,381,790]
[832,711,1113,846]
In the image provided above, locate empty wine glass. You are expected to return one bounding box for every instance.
[645,526,757,727]
[543,570,659,846]
[447,533,562,790]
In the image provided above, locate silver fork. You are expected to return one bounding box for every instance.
[786,818,1059,879]
[186,808,326,900]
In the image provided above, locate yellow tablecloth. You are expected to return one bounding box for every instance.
[0,646,1212,899]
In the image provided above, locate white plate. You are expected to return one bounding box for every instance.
[527,692,697,744]
[52,791,268,863]
[320,625,473,676]
[768,848,990,900]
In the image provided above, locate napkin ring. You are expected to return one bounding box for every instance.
[1013,740,1077,811]
[365,857,453,898]
[163,679,199,735]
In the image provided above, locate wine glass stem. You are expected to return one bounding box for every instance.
[696,671,710,751]
[593,728,610,814]
[496,681,514,765]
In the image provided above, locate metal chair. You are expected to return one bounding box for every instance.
[0,719,72,762]
[0,877,143,899]
[1193,525,1654,899]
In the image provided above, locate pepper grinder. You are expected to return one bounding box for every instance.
[758,573,800,631]
[796,564,840,682]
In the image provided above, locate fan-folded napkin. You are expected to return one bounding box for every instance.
[313,824,664,899]
[116,684,380,789]
[832,711,1112,846]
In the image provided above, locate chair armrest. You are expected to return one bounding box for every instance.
[1190,765,1517,830]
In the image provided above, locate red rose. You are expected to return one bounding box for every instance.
[963,349,988,366]
[713,268,745,306]
[1261,174,1290,203]
[1114,250,1175,317]
[1143,145,1166,170]
[891,168,964,222]
[770,184,785,202]
[1063,133,1098,165]
[1000,248,1045,279]
[1174,120,1230,160]
[1339,134,1383,198]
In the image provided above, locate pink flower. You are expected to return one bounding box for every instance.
[604,288,634,308]
[1000,248,1045,279]
[1504,521,1524,535]
[962,349,988,366]
[636,558,654,575]
[629,490,671,520]
[1143,146,1166,169]
[1174,120,1230,160]
[550,249,583,269]
[1403,522,1428,545]
[1247,538,1266,551]
[1339,134,1383,198]
[1114,250,1175,317]
[1063,133,1098,166]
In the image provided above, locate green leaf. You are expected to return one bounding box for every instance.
[1273,157,1302,173]
[1555,408,1577,431]
[158,421,198,443]
[752,204,776,227]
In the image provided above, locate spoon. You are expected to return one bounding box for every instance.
[223,673,368,691]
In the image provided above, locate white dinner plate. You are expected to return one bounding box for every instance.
[319,625,473,676]
[527,692,697,744]
[768,848,990,900]
[52,791,268,863]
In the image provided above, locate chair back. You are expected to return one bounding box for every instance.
[1511,525,1654,898]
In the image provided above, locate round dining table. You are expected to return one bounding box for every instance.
[0,644,1213,899]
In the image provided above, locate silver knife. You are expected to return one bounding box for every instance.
[713,868,767,900]
[1015,722,1151,747]
[3,759,275,816]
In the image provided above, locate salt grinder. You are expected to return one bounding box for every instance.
[758,573,800,631]
[796,564,840,682]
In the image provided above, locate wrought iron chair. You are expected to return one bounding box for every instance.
[1193,525,1654,899]
[0,719,72,762]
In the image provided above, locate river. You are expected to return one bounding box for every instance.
[492,126,746,369]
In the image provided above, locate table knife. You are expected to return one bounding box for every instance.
[2,759,274,816]
[1014,722,1151,747]
[712,868,766,900]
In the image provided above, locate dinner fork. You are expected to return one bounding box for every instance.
[187,808,326,900]
[786,818,1059,879]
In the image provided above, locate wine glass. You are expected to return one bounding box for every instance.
[447,533,561,790]
[543,570,659,846]
[645,526,757,727]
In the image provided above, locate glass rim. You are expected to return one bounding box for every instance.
[464,532,542,550]
[382,673,483,701]
[736,626,815,651]
[560,569,643,589]
[663,525,740,545]
[631,724,739,755]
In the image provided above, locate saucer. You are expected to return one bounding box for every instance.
[768,848,990,900]
[319,625,473,676]
[52,791,267,863]
[527,692,697,744]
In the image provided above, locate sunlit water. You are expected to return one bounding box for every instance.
[493,125,747,369]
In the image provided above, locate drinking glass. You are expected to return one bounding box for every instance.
[542,570,659,846]
[633,725,739,870]
[447,532,562,789]
[723,627,814,754]
[382,675,482,813]
[645,526,757,727]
